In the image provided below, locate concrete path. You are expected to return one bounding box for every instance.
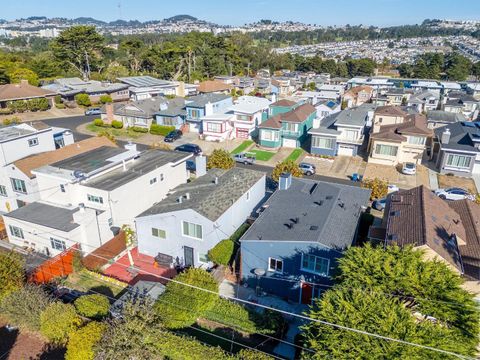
[428,169,440,190]
[472,174,480,193]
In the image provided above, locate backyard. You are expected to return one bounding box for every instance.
[62,269,127,298]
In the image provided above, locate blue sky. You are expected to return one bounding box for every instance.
[2,0,479,26]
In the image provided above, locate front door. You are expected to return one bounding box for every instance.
[301,282,313,304]
[184,246,194,267]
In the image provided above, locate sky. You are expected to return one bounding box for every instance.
[1,0,480,27]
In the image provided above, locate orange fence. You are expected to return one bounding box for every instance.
[28,244,79,284]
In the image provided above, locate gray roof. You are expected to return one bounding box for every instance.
[309,113,342,136]
[334,107,369,127]
[138,167,265,221]
[83,150,191,191]
[435,121,480,153]
[106,97,170,118]
[47,77,128,95]
[185,93,231,108]
[4,202,80,232]
[427,110,466,124]
[154,98,187,117]
[241,178,371,249]
[117,76,174,88]
[0,125,35,142]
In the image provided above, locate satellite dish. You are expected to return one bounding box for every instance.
[254,268,266,277]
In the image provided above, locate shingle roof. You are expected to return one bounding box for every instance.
[197,80,232,93]
[281,103,316,123]
[270,99,297,107]
[375,106,408,117]
[259,115,282,129]
[137,167,265,221]
[427,110,467,124]
[371,114,431,142]
[344,85,373,97]
[434,121,480,153]
[14,137,117,179]
[0,82,56,101]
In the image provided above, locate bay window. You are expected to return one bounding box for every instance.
[375,144,398,157]
[312,136,335,149]
[206,122,222,133]
[261,130,279,141]
[445,154,472,169]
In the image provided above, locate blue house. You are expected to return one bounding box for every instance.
[184,93,233,133]
[154,98,187,129]
[240,174,370,304]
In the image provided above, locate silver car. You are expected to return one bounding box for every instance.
[434,188,475,201]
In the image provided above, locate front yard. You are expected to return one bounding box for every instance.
[437,174,478,194]
[85,123,145,140]
[285,148,304,162]
[248,149,276,162]
[231,140,254,154]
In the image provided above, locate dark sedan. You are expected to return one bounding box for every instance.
[164,129,183,142]
[174,143,202,156]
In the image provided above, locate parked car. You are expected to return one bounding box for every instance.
[372,198,387,211]
[164,130,182,142]
[85,107,102,116]
[402,162,416,175]
[186,159,196,172]
[388,184,399,193]
[233,152,256,165]
[434,188,475,201]
[174,143,202,156]
[299,162,316,176]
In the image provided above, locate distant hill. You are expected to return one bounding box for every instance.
[72,17,107,25]
[165,15,198,23]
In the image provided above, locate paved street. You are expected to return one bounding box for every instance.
[40,115,96,141]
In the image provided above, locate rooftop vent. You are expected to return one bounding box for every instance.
[310,225,319,231]
[338,202,345,208]
[290,217,299,224]
[325,195,333,200]
[389,210,400,216]
[284,223,294,229]
[177,196,183,204]
[314,200,323,206]
[214,176,219,185]
[309,183,318,195]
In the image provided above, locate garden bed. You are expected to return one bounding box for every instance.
[437,174,478,194]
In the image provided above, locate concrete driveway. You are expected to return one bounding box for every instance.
[363,163,430,189]
[303,155,367,180]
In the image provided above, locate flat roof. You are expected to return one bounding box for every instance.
[117,76,175,88]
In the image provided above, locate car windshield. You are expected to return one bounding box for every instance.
[405,163,415,169]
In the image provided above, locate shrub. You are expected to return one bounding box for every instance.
[207,149,235,170]
[40,302,83,344]
[55,103,66,109]
[237,349,274,360]
[27,97,49,111]
[204,297,260,334]
[155,268,218,329]
[131,126,148,133]
[111,120,123,129]
[361,177,388,200]
[75,93,91,107]
[7,100,28,113]
[74,294,110,320]
[150,124,175,136]
[99,95,113,104]
[65,321,106,360]
[272,160,303,182]
[97,131,117,144]
[0,108,13,115]
[0,251,25,300]
[0,284,51,331]
[2,117,20,126]
[208,239,235,266]
[54,95,62,104]
[93,118,105,127]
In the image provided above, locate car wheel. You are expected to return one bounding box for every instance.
[439,194,446,200]
[306,171,312,176]
[244,161,248,165]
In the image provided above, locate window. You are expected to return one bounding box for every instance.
[87,194,104,204]
[160,174,164,181]
[108,218,113,227]
[268,257,283,272]
[11,178,27,194]
[408,136,426,145]
[60,184,65,193]
[284,122,298,133]
[301,254,329,276]
[342,129,358,141]
[0,185,6,197]
[152,228,166,239]
[237,114,251,121]
[9,225,24,239]
[199,253,209,263]
[446,154,472,169]
[207,122,222,133]
[28,138,39,147]
[261,130,279,141]
[182,221,203,240]
[190,109,201,119]
[162,117,177,126]
[150,177,157,185]
[375,144,398,157]
[312,136,335,149]
[50,238,66,251]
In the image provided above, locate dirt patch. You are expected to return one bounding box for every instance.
[0,321,65,360]
[437,175,477,194]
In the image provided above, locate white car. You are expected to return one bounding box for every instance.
[434,188,475,201]
[402,162,416,175]
[387,184,399,193]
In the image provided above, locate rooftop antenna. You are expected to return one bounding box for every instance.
[118,1,122,20]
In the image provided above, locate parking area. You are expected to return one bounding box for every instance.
[363,163,430,189]
[302,155,367,180]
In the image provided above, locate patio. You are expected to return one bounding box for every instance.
[103,247,177,285]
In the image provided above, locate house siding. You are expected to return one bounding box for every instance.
[154,115,184,129]
[437,149,476,177]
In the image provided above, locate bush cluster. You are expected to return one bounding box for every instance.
[131,126,149,133]
[74,294,110,320]
[65,321,106,360]
[361,177,388,200]
[40,302,83,344]
[150,124,175,136]
[75,93,91,107]
[207,239,235,266]
[111,120,123,129]
[7,98,50,113]
[99,95,113,104]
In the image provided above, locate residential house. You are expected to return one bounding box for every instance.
[369,114,432,166]
[407,90,440,113]
[154,100,187,130]
[184,94,233,133]
[42,77,129,103]
[271,78,295,97]
[197,80,232,94]
[316,84,344,99]
[201,114,236,142]
[259,102,316,148]
[213,76,236,85]
[426,110,467,129]
[3,146,192,257]
[444,92,479,121]
[254,78,271,95]
[384,88,410,106]
[228,96,271,139]
[347,77,394,94]
[0,80,56,109]
[466,83,480,100]
[371,106,409,133]
[233,77,255,95]
[117,76,195,100]
[240,174,370,304]
[439,81,462,95]
[1,137,113,214]
[309,106,370,157]
[136,167,266,268]
[432,121,480,177]
[369,186,480,291]
[410,80,442,94]
[342,85,373,108]
[312,100,341,128]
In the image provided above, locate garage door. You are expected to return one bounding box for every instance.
[337,145,354,156]
[282,138,297,148]
[236,128,249,139]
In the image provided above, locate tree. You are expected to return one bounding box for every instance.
[473,61,480,80]
[0,251,24,300]
[40,302,83,344]
[8,68,39,86]
[99,94,113,104]
[74,294,110,320]
[75,93,91,107]
[445,52,472,81]
[103,63,129,82]
[51,26,105,80]
[155,268,219,329]
[119,38,145,73]
[361,178,387,199]
[0,284,51,331]
[207,149,235,170]
[0,68,10,84]
[28,51,63,78]
[271,160,302,182]
[65,321,106,360]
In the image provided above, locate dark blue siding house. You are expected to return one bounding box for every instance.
[240,174,370,304]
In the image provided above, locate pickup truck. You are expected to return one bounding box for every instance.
[233,152,256,165]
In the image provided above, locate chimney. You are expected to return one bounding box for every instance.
[205,102,214,115]
[279,172,292,190]
[195,156,207,177]
[441,128,451,144]
[185,192,190,200]
[177,196,183,204]
[214,176,219,185]
[124,141,137,152]
[106,102,114,123]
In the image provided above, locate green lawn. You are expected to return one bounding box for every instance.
[230,140,254,154]
[286,148,304,162]
[62,269,127,298]
[248,149,275,161]
[86,123,144,139]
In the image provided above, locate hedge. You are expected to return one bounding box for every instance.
[208,239,235,266]
[74,294,110,320]
[131,126,149,133]
[150,124,175,136]
[111,120,123,129]
[93,118,108,127]
[99,95,113,104]
[7,98,49,113]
